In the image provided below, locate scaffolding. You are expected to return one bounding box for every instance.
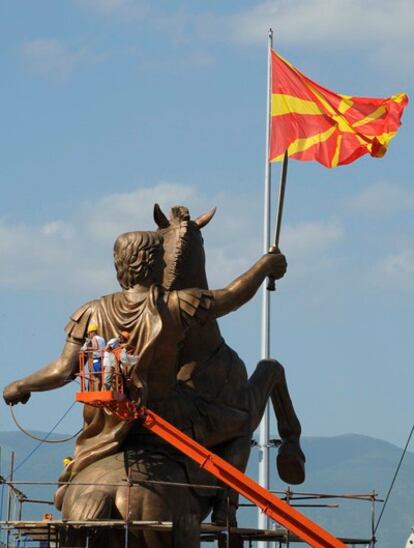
[0,472,377,547]
[0,378,382,547]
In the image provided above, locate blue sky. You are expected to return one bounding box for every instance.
[1,0,413,451]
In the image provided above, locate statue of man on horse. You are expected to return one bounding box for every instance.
[3,204,305,546]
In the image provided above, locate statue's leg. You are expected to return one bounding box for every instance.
[115,451,203,548]
[60,453,126,547]
[61,485,116,547]
[248,359,305,484]
[120,488,200,548]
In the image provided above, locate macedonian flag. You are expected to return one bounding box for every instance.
[270,50,408,168]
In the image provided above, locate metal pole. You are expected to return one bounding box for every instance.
[370,491,376,547]
[258,27,273,547]
[0,446,2,546]
[124,468,131,548]
[286,487,291,548]
[6,450,15,548]
[226,494,231,548]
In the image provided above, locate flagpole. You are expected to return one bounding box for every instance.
[258,27,273,546]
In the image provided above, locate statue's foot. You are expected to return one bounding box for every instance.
[211,500,238,527]
[276,439,306,485]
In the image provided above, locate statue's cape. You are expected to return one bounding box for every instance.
[55,286,163,509]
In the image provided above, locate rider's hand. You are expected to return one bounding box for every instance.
[264,250,287,280]
[3,382,31,406]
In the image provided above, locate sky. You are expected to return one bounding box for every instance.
[0,0,413,454]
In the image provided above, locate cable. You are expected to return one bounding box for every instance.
[0,401,81,537]
[9,402,82,445]
[374,423,414,535]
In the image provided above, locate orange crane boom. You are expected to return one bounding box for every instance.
[104,401,347,548]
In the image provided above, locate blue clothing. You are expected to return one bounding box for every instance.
[92,359,102,373]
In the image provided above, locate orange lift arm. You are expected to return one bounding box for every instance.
[109,402,347,548]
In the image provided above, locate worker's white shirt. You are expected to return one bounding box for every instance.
[103,351,116,369]
[92,335,105,359]
[119,348,138,367]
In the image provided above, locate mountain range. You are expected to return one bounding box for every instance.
[0,431,412,547]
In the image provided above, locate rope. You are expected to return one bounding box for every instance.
[9,402,82,445]
[0,401,82,536]
[374,423,414,535]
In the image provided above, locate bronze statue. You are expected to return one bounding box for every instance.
[3,205,304,547]
[156,205,304,521]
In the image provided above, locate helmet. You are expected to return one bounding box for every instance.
[107,338,118,349]
[87,324,98,333]
[121,330,130,340]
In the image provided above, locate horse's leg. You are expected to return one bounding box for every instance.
[247,359,305,484]
[248,359,301,436]
[173,514,200,548]
[210,435,251,526]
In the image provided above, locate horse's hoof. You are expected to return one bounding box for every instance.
[276,439,306,485]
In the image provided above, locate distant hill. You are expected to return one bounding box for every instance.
[243,434,414,547]
[0,431,412,547]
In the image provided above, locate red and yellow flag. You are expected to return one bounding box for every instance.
[270,50,408,168]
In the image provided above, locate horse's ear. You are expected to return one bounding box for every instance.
[194,207,216,229]
[153,203,170,229]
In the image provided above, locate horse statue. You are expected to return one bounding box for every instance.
[3,204,305,548]
[156,204,305,518]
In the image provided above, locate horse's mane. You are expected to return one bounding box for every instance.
[160,206,194,290]
[155,204,213,291]
[164,219,190,290]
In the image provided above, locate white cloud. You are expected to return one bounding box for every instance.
[373,248,414,293]
[351,182,414,216]
[284,221,343,258]
[77,0,149,20]
[71,1,413,76]
[0,220,81,289]
[0,182,344,294]
[0,182,208,293]
[20,39,87,81]
[383,249,414,275]
[185,51,215,68]
[85,182,198,243]
[219,0,414,49]
[40,221,74,239]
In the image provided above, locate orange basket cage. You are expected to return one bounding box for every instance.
[76,350,127,406]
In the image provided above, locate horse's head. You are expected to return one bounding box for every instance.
[153,204,216,290]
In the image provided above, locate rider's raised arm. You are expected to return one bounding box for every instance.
[170,250,287,328]
[212,250,287,319]
[3,340,81,405]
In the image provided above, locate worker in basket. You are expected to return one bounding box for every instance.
[81,324,105,387]
[103,331,136,392]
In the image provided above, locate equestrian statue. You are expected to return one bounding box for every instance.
[3,204,305,548]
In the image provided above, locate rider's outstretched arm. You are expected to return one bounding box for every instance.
[3,340,81,405]
[212,249,287,318]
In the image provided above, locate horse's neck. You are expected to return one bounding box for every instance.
[178,272,224,361]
